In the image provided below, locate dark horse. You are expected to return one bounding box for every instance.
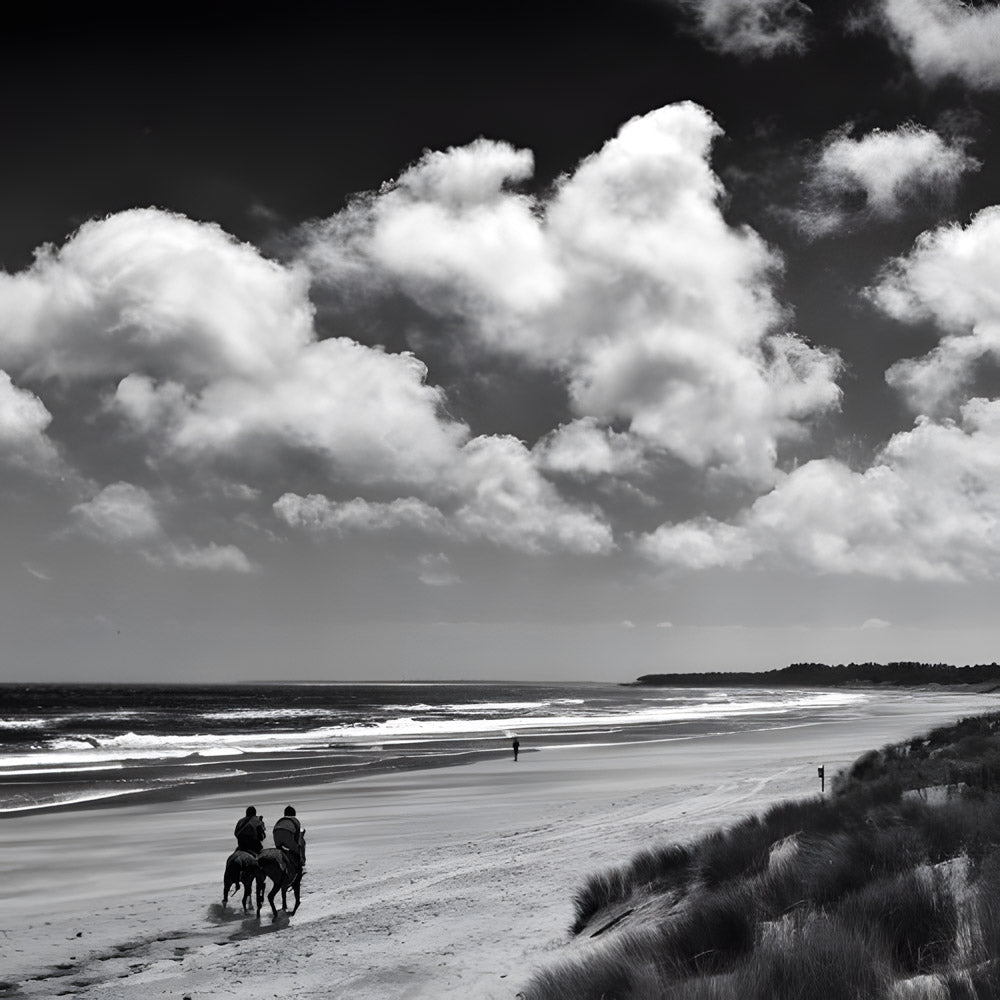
[222,849,259,911]
[255,847,304,917]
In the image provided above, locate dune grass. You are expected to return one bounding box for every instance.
[524,711,1000,1000]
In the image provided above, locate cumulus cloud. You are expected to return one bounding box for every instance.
[794,124,978,237]
[0,370,63,474]
[117,340,468,489]
[0,206,613,560]
[0,209,314,385]
[666,0,812,58]
[69,482,162,545]
[68,482,255,572]
[534,419,647,478]
[876,0,1000,90]
[147,542,256,573]
[275,435,615,556]
[273,494,450,537]
[869,206,1000,416]
[639,398,1000,582]
[448,436,614,554]
[302,102,842,487]
[0,209,470,489]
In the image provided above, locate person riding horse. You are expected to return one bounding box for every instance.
[255,805,306,916]
[272,805,306,868]
[234,805,266,855]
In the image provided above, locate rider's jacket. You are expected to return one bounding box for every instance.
[272,816,304,861]
[234,815,266,853]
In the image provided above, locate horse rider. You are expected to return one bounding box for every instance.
[234,805,266,855]
[272,804,306,868]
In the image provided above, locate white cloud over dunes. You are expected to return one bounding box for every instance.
[642,191,1000,584]
[666,0,812,58]
[303,102,842,487]
[869,206,1000,416]
[877,0,1000,90]
[639,398,1000,582]
[794,124,977,237]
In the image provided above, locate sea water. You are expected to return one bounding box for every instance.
[0,681,871,814]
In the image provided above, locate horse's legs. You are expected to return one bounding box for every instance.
[268,880,280,917]
[255,873,266,918]
[290,875,301,915]
[241,875,253,911]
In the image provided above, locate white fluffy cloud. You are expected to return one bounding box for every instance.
[795,124,978,237]
[0,209,469,490]
[0,370,62,474]
[147,542,256,573]
[869,206,1000,415]
[69,483,163,545]
[639,397,1000,581]
[68,482,255,572]
[274,434,615,556]
[667,0,812,58]
[273,494,450,537]
[0,209,314,385]
[115,340,467,488]
[533,418,647,478]
[303,102,842,487]
[0,207,615,559]
[877,0,1000,90]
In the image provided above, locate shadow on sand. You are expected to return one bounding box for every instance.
[206,902,256,925]
[228,911,290,940]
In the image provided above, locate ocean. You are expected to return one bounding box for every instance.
[0,681,878,816]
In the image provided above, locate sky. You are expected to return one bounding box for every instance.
[5,0,1000,683]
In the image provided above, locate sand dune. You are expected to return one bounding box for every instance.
[1,691,994,999]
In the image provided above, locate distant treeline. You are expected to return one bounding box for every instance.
[634,661,1000,687]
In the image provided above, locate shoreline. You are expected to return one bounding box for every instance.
[0,684,980,820]
[2,688,997,999]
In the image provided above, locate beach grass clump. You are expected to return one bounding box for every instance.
[835,867,957,975]
[655,884,756,977]
[526,711,1000,999]
[528,887,756,1000]
[694,816,774,888]
[571,843,693,935]
[734,913,892,1000]
[899,795,1000,864]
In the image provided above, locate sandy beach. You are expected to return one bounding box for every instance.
[1,690,996,1000]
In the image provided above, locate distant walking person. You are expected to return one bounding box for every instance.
[234,805,266,855]
[273,804,306,867]
[512,737,520,762]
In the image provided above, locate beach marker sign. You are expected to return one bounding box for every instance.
[818,765,825,793]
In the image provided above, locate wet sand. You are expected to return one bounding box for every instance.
[0,690,995,999]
